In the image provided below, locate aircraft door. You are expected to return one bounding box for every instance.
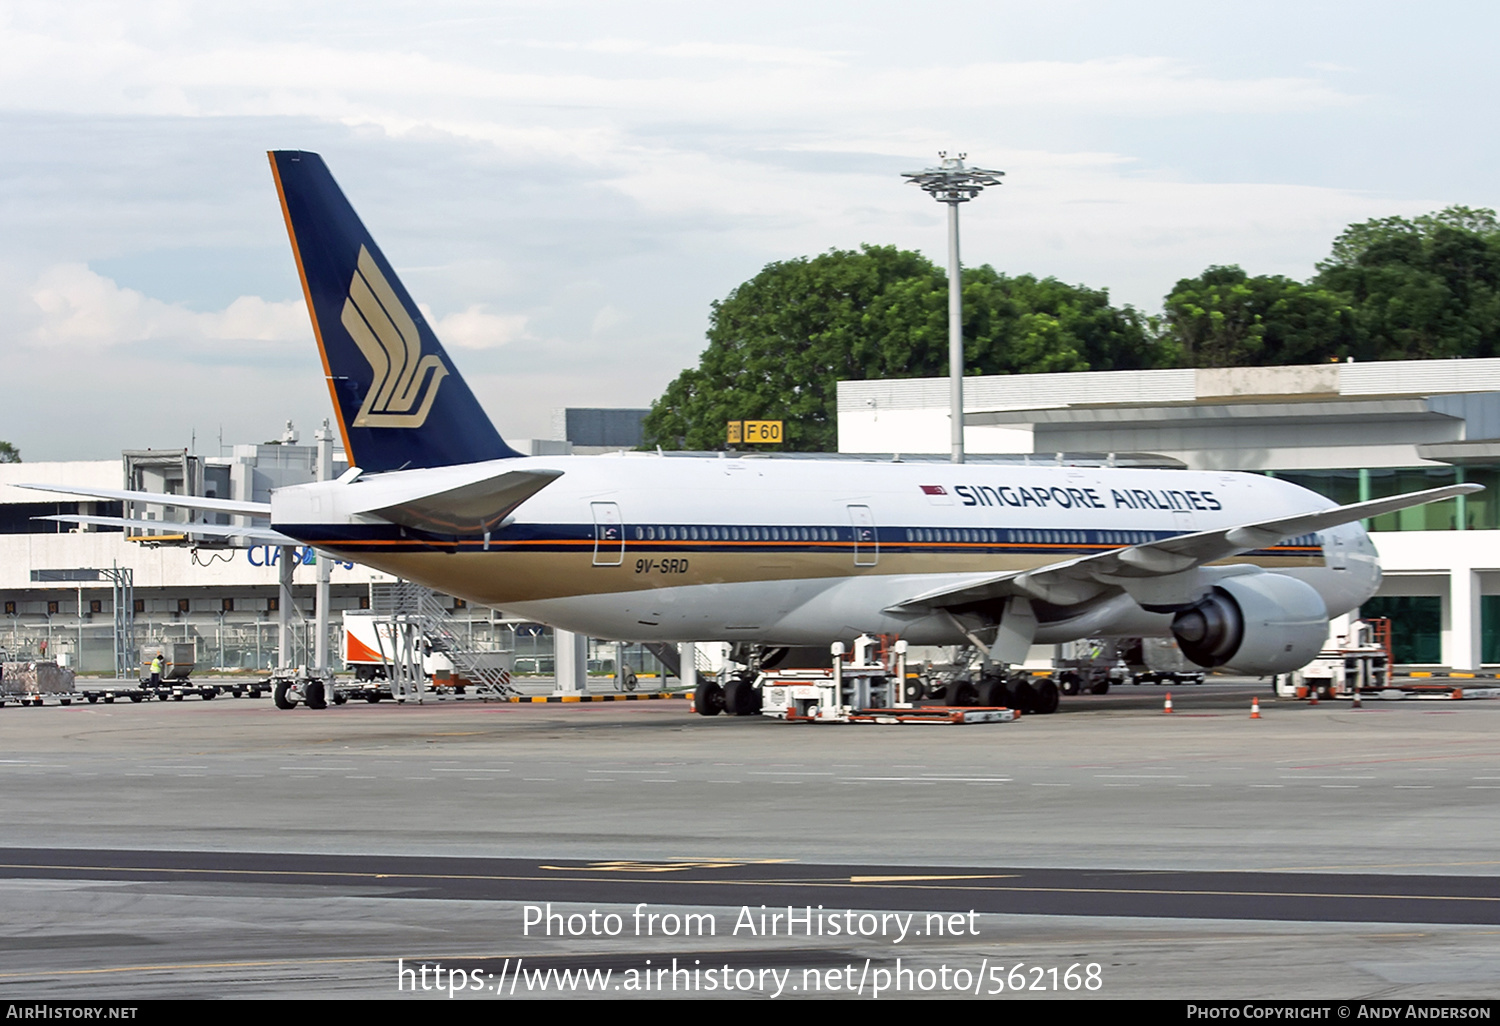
[591,501,624,566]
[848,504,879,567]
[1322,528,1348,570]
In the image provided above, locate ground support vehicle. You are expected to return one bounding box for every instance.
[1051,637,1203,693]
[695,637,1021,726]
[216,680,272,699]
[1274,618,1392,700]
[1053,639,1129,695]
[1,660,77,707]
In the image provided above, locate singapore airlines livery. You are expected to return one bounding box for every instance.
[28,151,1478,713]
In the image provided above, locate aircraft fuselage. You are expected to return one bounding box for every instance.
[271,454,1380,646]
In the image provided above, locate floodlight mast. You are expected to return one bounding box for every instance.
[902,153,1004,464]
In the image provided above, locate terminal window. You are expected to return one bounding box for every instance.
[1361,596,1441,664]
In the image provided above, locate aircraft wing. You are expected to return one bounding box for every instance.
[35,514,299,546]
[17,483,272,518]
[890,482,1482,612]
[360,468,563,535]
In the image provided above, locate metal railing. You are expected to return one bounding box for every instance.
[368,582,517,697]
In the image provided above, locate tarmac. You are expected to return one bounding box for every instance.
[0,679,1497,1000]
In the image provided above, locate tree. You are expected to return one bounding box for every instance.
[1162,265,1359,366]
[0,442,19,463]
[643,245,1163,451]
[1314,206,1500,361]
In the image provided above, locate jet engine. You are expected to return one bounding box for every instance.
[1170,573,1328,675]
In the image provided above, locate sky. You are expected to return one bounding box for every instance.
[2,1,1496,460]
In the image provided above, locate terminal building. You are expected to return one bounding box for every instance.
[0,411,659,679]
[838,357,1500,670]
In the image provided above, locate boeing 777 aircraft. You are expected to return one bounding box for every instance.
[27,151,1478,714]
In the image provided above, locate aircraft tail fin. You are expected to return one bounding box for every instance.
[268,150,520,472]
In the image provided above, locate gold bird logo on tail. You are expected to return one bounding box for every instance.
[341,245,449,428]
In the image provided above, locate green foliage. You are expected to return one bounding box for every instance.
[644,206,1500,453]
[1313,206,1500,361]
[0,441,19,464]
[1162,266,1359,366]
[643,245,1161,451]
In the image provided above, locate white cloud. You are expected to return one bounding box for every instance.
[421,303,530,350]
[26,263,308,348]
[590,304,627,336]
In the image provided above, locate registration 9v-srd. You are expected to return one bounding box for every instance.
[523,903,980,943]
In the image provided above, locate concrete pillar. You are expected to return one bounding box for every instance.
[277,546,296,671]
[313,420,334,677]
[552,628,586,695]
[678,642,697,691]
[1447,568,1481,672]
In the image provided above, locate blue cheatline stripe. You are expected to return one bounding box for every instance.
[276,521,1323,558]
[273,525,1326,558]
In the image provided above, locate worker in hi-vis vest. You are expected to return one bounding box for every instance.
[149,653,162,686]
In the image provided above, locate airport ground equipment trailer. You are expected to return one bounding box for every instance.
[0,660,76,706]
[696,636,1020,725]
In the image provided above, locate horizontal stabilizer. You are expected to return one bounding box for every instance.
[37,515,298,546]
[363,468,563,535]
[17,483,271,518]
[891,482,1483,613]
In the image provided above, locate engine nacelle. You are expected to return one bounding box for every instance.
[1170,573,1328,675]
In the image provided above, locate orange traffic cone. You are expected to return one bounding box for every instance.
[1164,692,1174,714]
[1308,687,1319,706]
[1251,697,1261,719]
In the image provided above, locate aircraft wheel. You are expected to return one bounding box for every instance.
[273,682,296,710]
[1010,679,1037,713]
[1033,680,1060,714]
[304,681,328,710]
[693,681,724,716]
[723,678,757,716]
[943,681,978,707]
[1089,680,1110,695]
[975,677,1009,707]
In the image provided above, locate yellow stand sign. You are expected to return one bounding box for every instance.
[727,420,783,444]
